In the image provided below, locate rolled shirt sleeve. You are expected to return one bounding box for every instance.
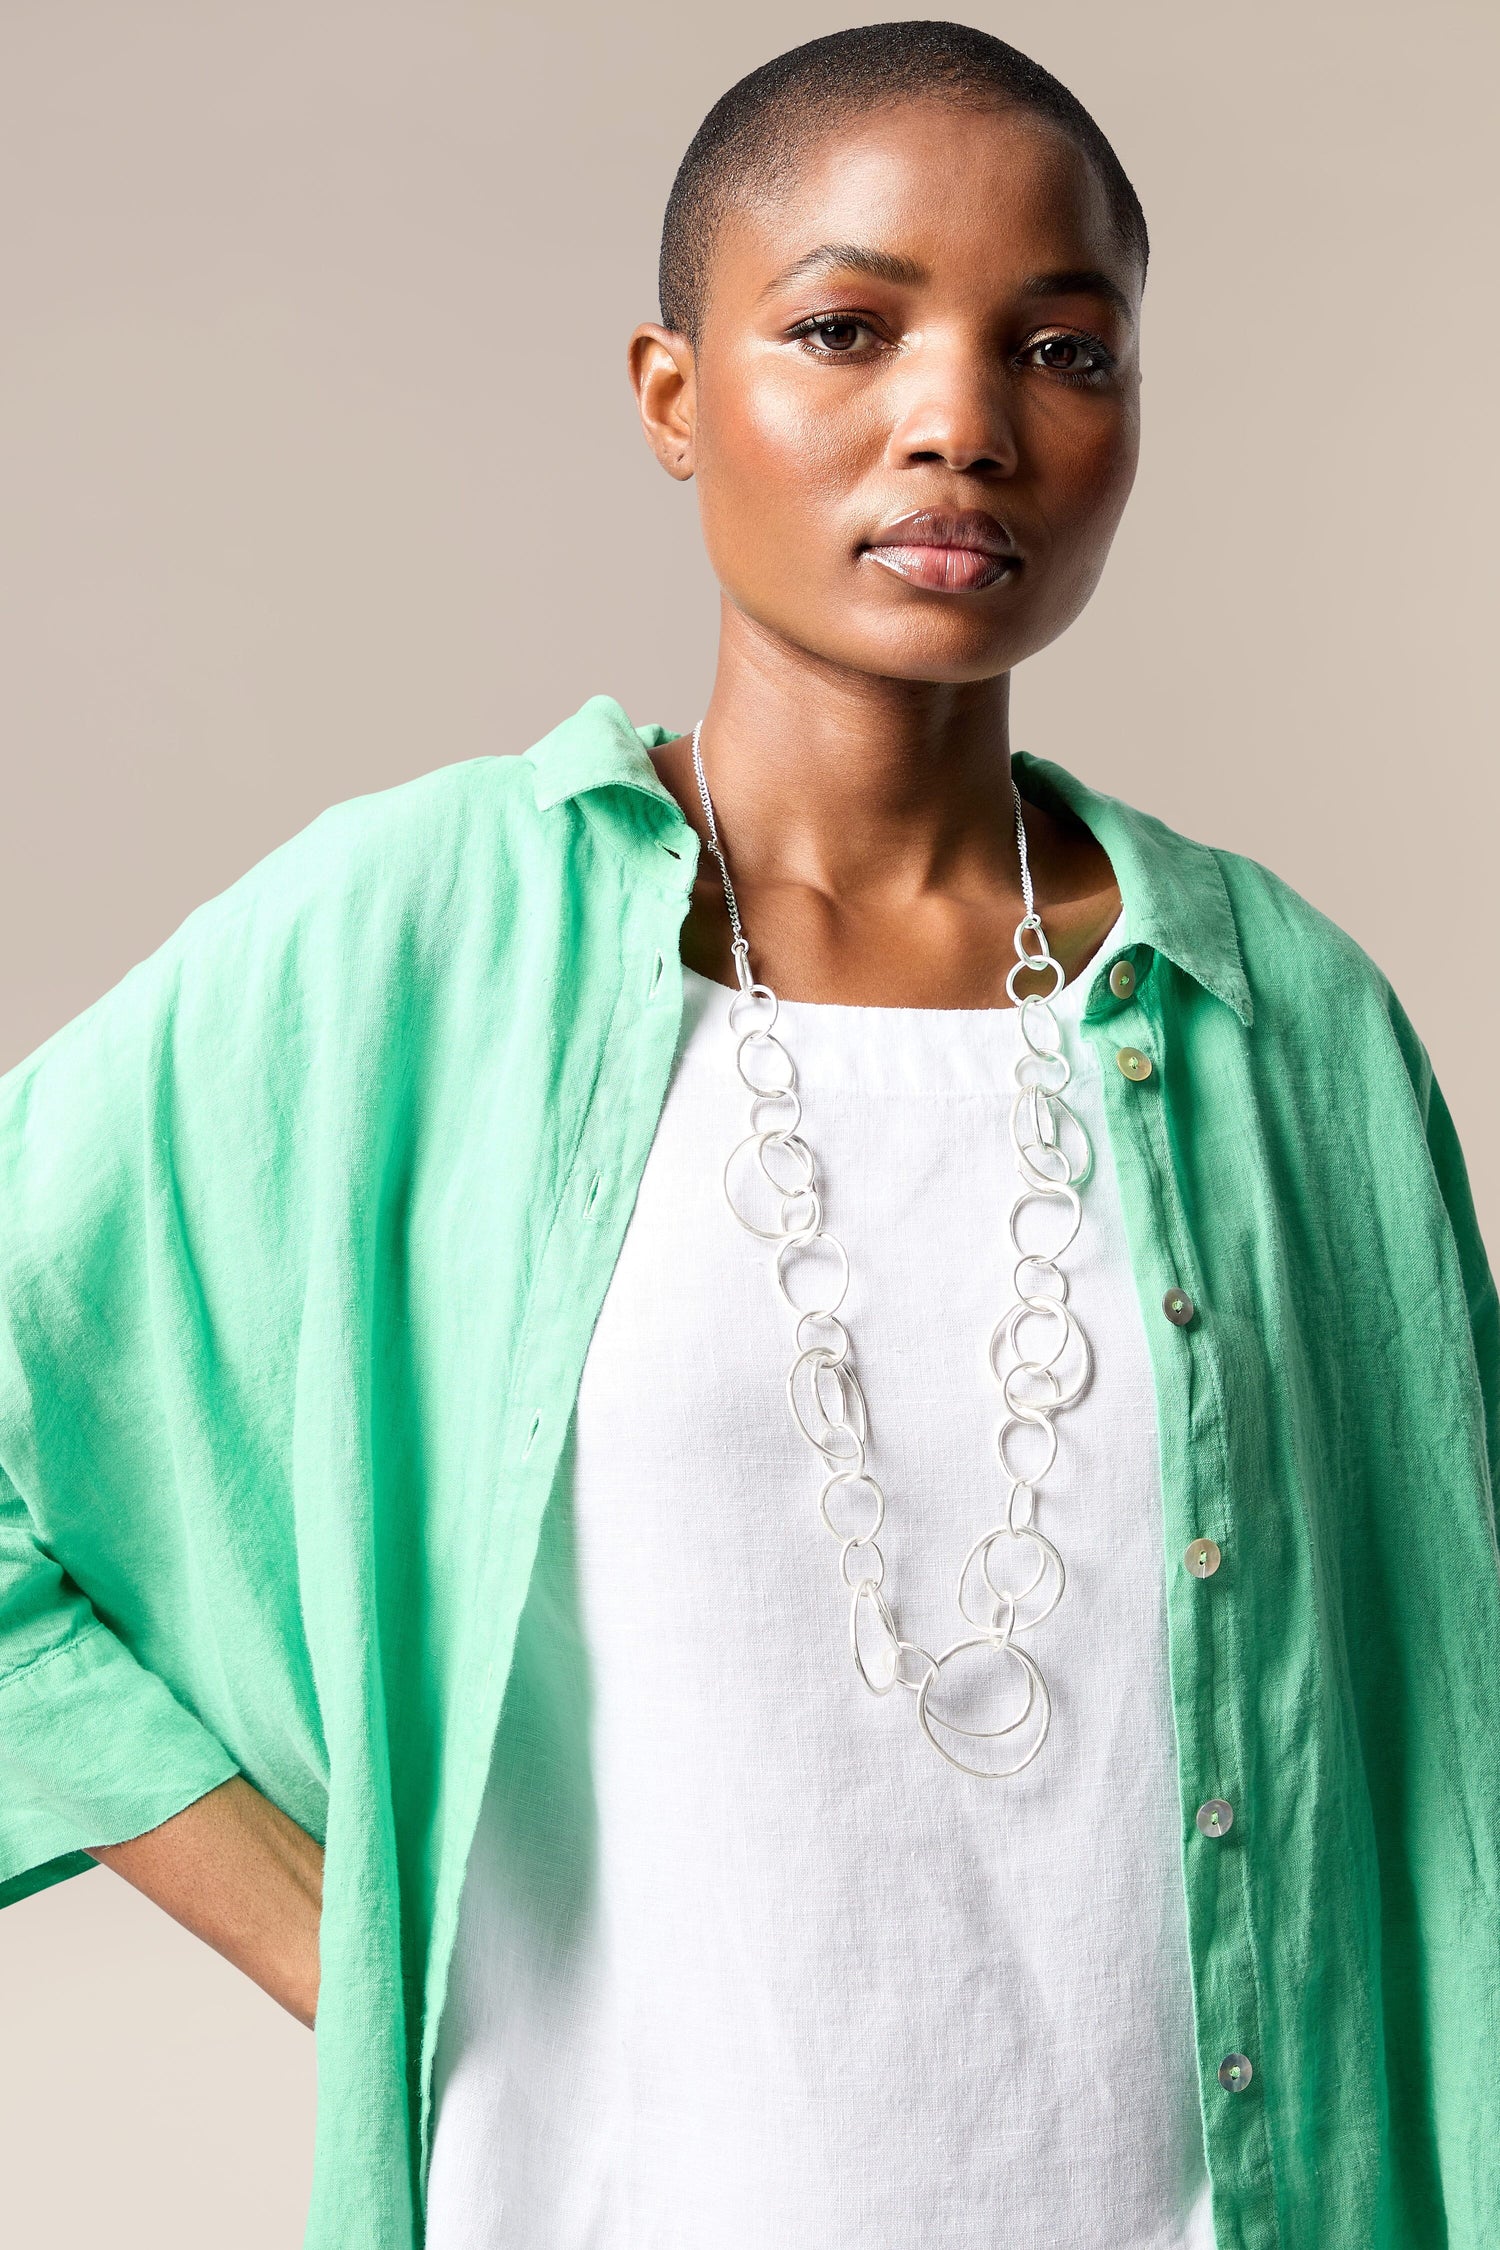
[0,1460,238,1904]
[0,819,344,1911]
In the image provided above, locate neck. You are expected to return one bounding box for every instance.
[689,602,1018,905]
[655,600,1119,1007]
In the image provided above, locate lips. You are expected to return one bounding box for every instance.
[862,509,1020,594]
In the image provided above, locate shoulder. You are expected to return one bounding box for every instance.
[128,748,564,1002]
[1207,843,1392,1007]
[159,686,670,966]
[1177,833,1431,1111]
[1023,753,1403,1033]
[0,751,559,1117]
[179,751,542,948]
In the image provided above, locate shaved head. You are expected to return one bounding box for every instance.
[659,22,1149,344]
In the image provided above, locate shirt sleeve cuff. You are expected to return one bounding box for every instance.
[0,1621,239,1906]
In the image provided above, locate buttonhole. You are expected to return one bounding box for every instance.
[584,1172,603,1217]
[660,844,682,860]
[522,1412,542,1460]
[649,951,665,996]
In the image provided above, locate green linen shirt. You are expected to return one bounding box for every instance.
[0,693,1496,2250]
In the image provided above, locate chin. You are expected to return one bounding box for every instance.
[832,616,1044,686]
[735,582,1068,685]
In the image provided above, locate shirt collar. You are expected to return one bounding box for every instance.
[526,694,684,816]
[527,700,1252,1028]
[1014,752,1253,1028]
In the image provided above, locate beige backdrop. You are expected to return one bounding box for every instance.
[1,3,1495,2242]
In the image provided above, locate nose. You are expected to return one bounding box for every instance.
[884,341,1019,477]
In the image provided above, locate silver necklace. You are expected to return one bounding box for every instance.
[691,721,1093,1778]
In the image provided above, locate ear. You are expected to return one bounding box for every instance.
[628,323,697,482]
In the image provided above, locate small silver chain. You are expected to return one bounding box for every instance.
[691,721,1093,1778]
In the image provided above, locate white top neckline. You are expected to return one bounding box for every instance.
[680,907,1125,1029]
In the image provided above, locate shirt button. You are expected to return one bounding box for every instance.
[1218,2052,1254,2093]
[1163,1287,1196,1326]
[1185,1537,1222,1578]
[1196,1798,1235,1837]
[1108,958,1136,999]
[1115,1045,1153,1080]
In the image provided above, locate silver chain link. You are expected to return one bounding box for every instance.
[692,721,1093,1777]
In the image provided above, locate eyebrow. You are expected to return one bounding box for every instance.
[759,243,927,299]
[759,245,1136,325]
[1021,268,1137,323]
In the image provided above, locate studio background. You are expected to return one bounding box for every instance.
[1,3,1494,2242]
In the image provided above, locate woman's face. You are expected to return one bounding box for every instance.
[633,100,1143,684]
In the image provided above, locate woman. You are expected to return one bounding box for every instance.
[0,21,1494,2250]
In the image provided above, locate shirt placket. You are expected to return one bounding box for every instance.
[1085,942,1284,2250]
[421,805,700,2186]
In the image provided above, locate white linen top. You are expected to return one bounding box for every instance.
[426,934,1217,2249]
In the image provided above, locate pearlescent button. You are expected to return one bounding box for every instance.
[1164,1288,1196,1327]
[1108,958,1136,999]
[1219,2053,1254,2093]
[1116,1045,1153,1081]
[1185,1537,1222,1578]
[1197,1798,1235,1837]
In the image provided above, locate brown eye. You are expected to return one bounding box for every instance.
[1022,332,1112,381]
[812,318,865,352]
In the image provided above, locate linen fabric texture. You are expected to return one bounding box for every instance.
[425,943,1217,2248]
[0,695,1495,2250]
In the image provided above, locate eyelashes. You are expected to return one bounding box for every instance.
[1018,330,1115,384]
[786,313,880,356]
[785,310,1117,384]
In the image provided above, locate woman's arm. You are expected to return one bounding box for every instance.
[88,1775,323,2028]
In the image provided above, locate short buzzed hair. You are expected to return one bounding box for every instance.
[659,22,1149,343]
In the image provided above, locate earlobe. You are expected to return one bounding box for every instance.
[628,321,697,482]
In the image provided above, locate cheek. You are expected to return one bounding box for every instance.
[1048,404,1140,537]
[696,356,871,552]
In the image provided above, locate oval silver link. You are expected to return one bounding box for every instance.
[973,1522,1066,1633]
[1013,1047,1071,1094]
[787,1346,868,1459]
[1002,1363,1063,1424]
[959,1523,1040,1630]
[775,1228,851,1319]
[750,1084,803,1137]
[997,1411,1059,1485]
[736,1028,797,1098]
[1012,1085,1093,1194]
[779,1186,823,1239]
[915,1636,1051,1777]
[991,1299,1092,1410]
[723,1132,812,1242]
[839,1533,886,1592]
[849,1579,901,1695]
[990,1293,1068,1376]
[1017,994,1064,1054]
[1008,1181,1083,1263]
[894,1640,939,1694]
[796,1310,852,1365]
[758,1130,816,1197]
[1006,953,1065,1005]
[728,981,778,1037]
[819,1466,886,1545]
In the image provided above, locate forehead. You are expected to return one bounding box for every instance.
[717,101,1131,302]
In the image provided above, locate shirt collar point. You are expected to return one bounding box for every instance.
[525,695,685,823]
[1013,752,1254,1031]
